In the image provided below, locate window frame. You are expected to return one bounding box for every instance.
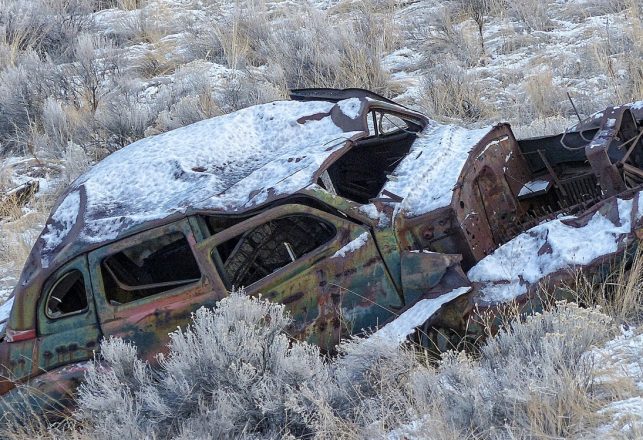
[198,206,340,290]
[366,108,423,138]
[44,269,89,320]
[212,213,337,289]
[101,230,201,294]
[38,255,97,337]
[89,219,205,310]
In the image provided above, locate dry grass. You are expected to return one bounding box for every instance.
[585,0,643,105]
[511,114,576,138]
[0,194,26,221]
[505,0,553,31]
[418,65,493,123]
[0,200,48,270]
[116,0,144,12]
[408,5,483,68]
[0,162,57,276]
[566,248,643,325]
[524,68,565,118]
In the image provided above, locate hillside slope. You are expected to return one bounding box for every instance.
[0,1,641,437]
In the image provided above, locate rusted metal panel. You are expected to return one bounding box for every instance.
[87,219,219,361]
[399,251,469,304]
[395,125,533,269]
[195,204,403,352]
[0,360,89,420]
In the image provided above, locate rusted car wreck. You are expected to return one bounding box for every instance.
[0,88,642,409]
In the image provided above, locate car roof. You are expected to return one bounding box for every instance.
[7,93,428,327]
[8,89,516,333]
[38,99,367,268]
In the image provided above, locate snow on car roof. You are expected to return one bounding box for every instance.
[38,99,366,266]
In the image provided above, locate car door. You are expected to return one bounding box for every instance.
[88,219,218,361]
[36,256,101,372]
[197,204,402,352]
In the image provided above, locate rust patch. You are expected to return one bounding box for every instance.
[282,292,305,305]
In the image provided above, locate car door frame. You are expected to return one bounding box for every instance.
[87,218,219,360]
[195,204,403,351]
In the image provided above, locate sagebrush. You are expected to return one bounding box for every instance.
[3,290,639,439]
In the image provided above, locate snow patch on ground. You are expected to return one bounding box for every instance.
[387,418,427,440]
[591,327,643,435]
[0,296,14,332]
[592,327,643,391]
[599,397,643,435]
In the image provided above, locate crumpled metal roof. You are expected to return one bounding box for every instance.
[37,99,369,269]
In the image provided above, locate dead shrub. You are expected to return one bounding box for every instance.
[419,65,491,123]
[94,78,162,150]
[505,0,553,32]
[76,291,328,439]
[523,68,565,119]
[408,5,483,68]
[253,5,393,93]
[0,293,638,439]
[566,248,643,325]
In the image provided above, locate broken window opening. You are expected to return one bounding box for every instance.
[102,231,201,305]
[214,215,335,288]
[319,170,337,195]
[205,214,252,237]
[323,131,417,204]
[366,110,421,137]
[45,270,88,319]
[379,113,410,135]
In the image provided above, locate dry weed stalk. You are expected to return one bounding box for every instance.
[566,248,643,324]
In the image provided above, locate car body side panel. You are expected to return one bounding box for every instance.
[298,187,405,290]
[196,205,403,352]
[0,338,35,395]
[399,251,470,304]
[0,360,90,419]
[93,281,216,362]
[35,256,101,374]
[87,219,221,362]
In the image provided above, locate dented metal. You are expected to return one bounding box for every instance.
[1,89,642,412]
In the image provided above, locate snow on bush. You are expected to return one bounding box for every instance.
[76,291,327,439]
[308,302,625,439]
[64,292,640,440]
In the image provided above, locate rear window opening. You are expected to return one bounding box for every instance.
[45,270,88,319]
[102,232,201,305]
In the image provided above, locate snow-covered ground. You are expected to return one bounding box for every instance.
[592,326,643,436]
[2,0,640,270]
[0,0,641,436]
